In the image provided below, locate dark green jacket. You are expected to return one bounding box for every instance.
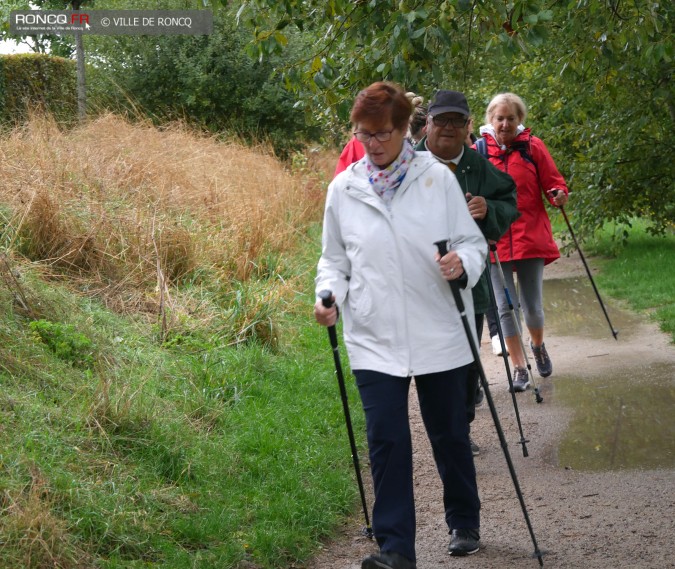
[415,138,520,313]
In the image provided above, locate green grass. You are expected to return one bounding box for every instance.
[0,227,367,569]
[552,217,675,342]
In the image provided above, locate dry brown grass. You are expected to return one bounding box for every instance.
[0,466,91,568]
[0,114,330,325]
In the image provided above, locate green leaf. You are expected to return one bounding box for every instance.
[273,31,288,47]
[313,72,327,88]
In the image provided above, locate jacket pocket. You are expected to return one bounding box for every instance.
[348,281,374,326]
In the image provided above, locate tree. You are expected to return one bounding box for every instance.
[229,0,674,234]
[87,6,319,156]
[231,1,555,121]
[510,1,674,237]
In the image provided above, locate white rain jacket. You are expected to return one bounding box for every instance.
[315,152,487,377]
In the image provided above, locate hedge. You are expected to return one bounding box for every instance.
[0,53,77,125]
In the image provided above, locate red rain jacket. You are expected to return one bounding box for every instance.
[480,128,568,265]
[334,137,365,178]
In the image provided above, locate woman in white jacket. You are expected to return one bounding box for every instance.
[314,82,487,569]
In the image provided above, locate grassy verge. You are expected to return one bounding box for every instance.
[551,215,675,342]
[1,116,368,568]
[0,226,367,568]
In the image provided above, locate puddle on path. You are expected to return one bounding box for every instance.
[535,277,675,471]
[543,277,641,340]
[555,363,675,471]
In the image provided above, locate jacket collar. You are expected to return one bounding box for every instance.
[343,152,438,205]
[479,125,530,149]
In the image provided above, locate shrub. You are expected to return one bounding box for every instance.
[29,319,95,368]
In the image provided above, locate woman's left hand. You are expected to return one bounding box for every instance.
[435,250,464,281]
[549,189,568,207]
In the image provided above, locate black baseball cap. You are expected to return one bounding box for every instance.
[428,90,470,117]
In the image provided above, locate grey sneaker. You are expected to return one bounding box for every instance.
[362,551,416,569]
[531,342,552,377]
[511,367,530,392]
[448,528,480,556]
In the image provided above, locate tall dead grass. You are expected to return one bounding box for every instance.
[0,114,329,322]
[0,466,91,568]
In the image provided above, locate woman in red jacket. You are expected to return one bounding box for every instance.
[478,93,568,391]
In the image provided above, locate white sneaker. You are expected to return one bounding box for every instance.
[491,335,508,356]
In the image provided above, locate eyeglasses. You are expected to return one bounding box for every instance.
[353,129,395,143]
[431,116,469,128]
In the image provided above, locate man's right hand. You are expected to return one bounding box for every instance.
[465,193,488,220]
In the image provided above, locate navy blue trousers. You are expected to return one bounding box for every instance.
[354,367,481,562]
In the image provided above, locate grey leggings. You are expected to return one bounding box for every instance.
[489,258,545,338]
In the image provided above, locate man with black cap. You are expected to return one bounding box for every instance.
[416,90,519,556]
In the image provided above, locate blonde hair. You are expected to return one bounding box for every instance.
[405,91,428,142]
[405,91,425,108]
[485,93,527,125]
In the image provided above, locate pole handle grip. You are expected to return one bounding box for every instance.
[318,289,333,308]
[434,240,467,314]
[549,188,564,208]
[318,289,340,324]
[433,240,468,289]
[434,239,449,257]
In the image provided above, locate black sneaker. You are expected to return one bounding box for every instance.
[448,528,480,556]
[469,437,480,457]
[511,367,529,392]
[362,551,416,569]
[531,342,552,377]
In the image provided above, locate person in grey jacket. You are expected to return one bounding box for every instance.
[314,82,487,569]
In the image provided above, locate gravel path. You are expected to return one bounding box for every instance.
[307,253,675,569]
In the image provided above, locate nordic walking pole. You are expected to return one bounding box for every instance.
[550,190,618,340]
[317,289,373,540]
[490,244,544,404]
[486,262,530,457]
[435,241,544,566]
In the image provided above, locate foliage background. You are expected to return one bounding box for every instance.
[2,0,672,235]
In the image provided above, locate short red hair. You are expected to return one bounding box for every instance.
[350,82,413,132]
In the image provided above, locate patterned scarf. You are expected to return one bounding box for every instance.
[366,140,414,208]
